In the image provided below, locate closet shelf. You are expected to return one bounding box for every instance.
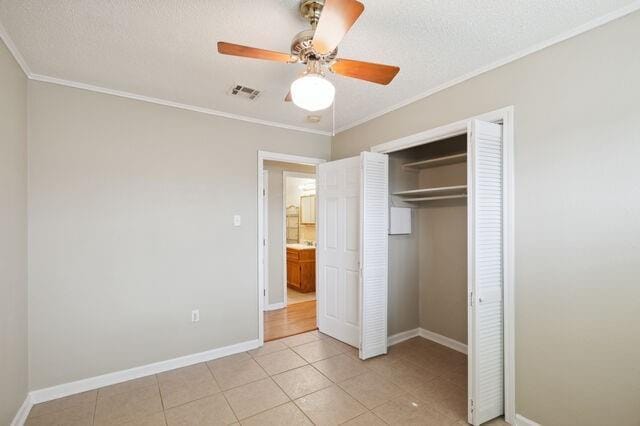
[402,153,467,170]
[402,194,467,202]
[393,185,467,197]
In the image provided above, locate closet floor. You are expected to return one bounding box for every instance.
[25,332,509,425]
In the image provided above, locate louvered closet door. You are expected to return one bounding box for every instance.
[317,156,361,347]
[359,152,389,359]
[468,120,504,425]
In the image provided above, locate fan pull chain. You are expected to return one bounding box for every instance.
[332,94,336,136]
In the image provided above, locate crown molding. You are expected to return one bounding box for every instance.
[0,16,331,137]
[3,2,640,137]
[0,16,32,76]
[335,0,640,134]
[29,74,332,136]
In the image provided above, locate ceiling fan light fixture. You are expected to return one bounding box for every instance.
[290,72,335,112]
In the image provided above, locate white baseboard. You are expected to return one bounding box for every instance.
[29,338,260,404]
[386,327,468,355]
[264,302,286,311]
[387,328,420,346]
[515,414,541,426]
[419,328,468,354]
[10,394,32,426]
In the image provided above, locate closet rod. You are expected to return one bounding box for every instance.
[403,194,468,202]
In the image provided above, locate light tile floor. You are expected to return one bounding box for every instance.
[25,331,509,425]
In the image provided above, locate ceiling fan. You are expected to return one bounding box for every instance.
[217,0,400,112]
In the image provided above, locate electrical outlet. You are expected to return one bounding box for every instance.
[191,309,200,323]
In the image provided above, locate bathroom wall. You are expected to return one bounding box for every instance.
[285,176,316,244]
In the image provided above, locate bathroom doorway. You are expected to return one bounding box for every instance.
[258,152,324,342]
[283,172,317,309]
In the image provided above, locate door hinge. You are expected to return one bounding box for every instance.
[469,291,474,307]
[470,398,474,412]
[263,238,266,246]
[263,188,266,197]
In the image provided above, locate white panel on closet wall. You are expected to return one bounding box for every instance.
[468,120,504,425]
[359,151,389,359]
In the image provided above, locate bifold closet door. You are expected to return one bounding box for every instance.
[468,119,504,425]
[359,151,389,359]
[317,152,389,356]
[317,156,361,347]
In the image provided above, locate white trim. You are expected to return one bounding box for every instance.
[419,328,468,355]
[258,151,325,345]
[263,170,270,309]
[10,395,32,426]
[0,18,32,76]
[264,302,286,311]
[29,339,259,404]
[387,328,420,346]
[515,414,541,426]
[335,1,640,134]
[370,106,515,424]
[0,15,331,136]
[503,106,517,426]
[30,74,331,136]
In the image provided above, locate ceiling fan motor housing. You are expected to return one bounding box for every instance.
[291,29,337,64]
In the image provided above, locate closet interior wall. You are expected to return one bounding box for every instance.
[388,135,468,344]
[387,151,421,335]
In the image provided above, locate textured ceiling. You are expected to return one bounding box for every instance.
[0,0,636,133]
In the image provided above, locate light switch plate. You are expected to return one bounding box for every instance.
[233,215,241,227]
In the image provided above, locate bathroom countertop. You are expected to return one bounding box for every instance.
[286,243,316,250]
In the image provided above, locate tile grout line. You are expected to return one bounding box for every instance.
[205,354,243,424]
[91,390,98,426]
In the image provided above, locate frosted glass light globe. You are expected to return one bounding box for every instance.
[290,74,335,111]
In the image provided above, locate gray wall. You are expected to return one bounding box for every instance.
[0,38,28,425]
[387,153,420,335]
[263,161,315,307]
[418,162,467,344]
[333,11,640,426]
[27,81,331,390]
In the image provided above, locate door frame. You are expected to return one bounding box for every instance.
[257,151,326,345]
[282,171,317,308]
[369,106,515,424]
[262,170,270,310]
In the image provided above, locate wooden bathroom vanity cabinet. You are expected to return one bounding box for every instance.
[286,245,316,293]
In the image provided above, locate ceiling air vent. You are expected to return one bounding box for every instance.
[228,84,261,100]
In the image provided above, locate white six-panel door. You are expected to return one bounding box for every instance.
[317,156,361,347]
[317,153,389,355]
[468,119,504,425]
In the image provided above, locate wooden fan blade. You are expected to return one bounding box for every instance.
[330,58,400,85]
[312,0,364,55]
[285,91,292,102]
[217,42,294,63]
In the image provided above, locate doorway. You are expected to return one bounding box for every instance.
[283,172,317,308]
[258,152,325,342]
